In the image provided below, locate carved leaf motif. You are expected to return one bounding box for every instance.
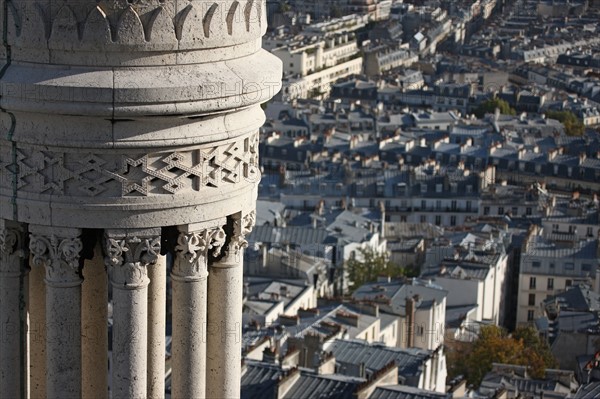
[176,232,207,263]
[209,227,227,257]
[82,6,111,44]
[105,238,129,267]
[0,228,19,256]
[116,6,145,44]
[146,7,176,43]
[50,6,79,44]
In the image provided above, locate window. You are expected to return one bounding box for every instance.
[547,278,554,290]
[528,293,536,306]
[565,263,574,271]
[529,277,536,289]
[527,310,535,321]
[421,200,426,210]
[498,207,504,215]
[583,264,592,272]
[416,325,424,336]
[466,201,472,212]
[450,216,457,226]
[552,224,559,232]
[435,215,441,226]
[532,261,541,268]
[587,227,594,237]
[566,279,572,287]
[420,215,427,223]
[451,200,457,211]
[436,200,441,210]
[484,206,490,216]
[526,207,532,216]
[512,207,518,216]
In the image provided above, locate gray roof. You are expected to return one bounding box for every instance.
[249,225,332,246]
[573,382,600,399]
[241,361,282,399]
[370,385,451,399]
[329,339,430,381]
[282,373,363,399]
[352,279,447,316]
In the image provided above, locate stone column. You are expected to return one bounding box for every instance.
[206,212,255,399]
[0,220,26,398]
[147,254,167,398]
[29,226,83,399]
[82,243,108,399]
[104,229,160,399]
[28,254,46,398]
[172,223,226,399]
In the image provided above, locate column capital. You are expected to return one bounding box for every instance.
[0,220,26,276]
[173,225,226,281]
[213,210,255,268]
[29,226,83,287]
[104,229,161,290]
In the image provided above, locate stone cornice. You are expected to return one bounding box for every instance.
[7,1,266,56]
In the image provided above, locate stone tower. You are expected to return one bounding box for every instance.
[0,1,281,398]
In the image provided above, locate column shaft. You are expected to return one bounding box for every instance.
[29,227,83,399]
[172,226,225,399]
[206,212,254,399]
[0,222,26,398]
[45,284,81,398]
[147,255,167,399]
[28,256,46,398]
[82,244,108,399]
[105,230,160,399]
[112,283,148,398]
[206,259,244,399]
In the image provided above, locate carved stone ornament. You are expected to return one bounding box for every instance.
[104,235,161,289]
[225,210,256,258]
[0,225,25,275]
[2,133,260,198]
[29,233,83,286]
[173,226,226,279]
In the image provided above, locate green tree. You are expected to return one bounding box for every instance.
[446,325,558,387]
[474,98,516,118]
[545,110,585,136]
[346,247,411,293]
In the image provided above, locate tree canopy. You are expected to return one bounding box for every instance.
[545,110,585,136]
[346,247,415,293]
[474,98,516,118]
[446,325,558,387]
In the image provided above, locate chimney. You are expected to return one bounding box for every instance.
[276,367,301,398]
[406,296,416,348]
[354,362,399,399]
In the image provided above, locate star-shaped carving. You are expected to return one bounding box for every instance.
[107,156,154,196]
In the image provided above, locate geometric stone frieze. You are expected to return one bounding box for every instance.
[0,132,259,197]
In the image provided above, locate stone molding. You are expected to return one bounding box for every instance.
[29,228,83,287]
[173,226,226,280]
[1,133,259,198]
[7,1,265,53]
[0,221,25,275]
[104,231,161,290]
